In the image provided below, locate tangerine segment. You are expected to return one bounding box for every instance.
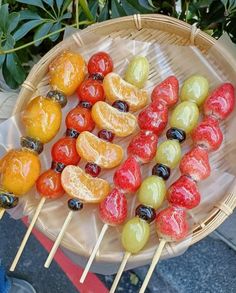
[61,165,110,203]
[91,101,137,137]
[103,73,148,111]
[49,51,86,96]
[76,131,124,169]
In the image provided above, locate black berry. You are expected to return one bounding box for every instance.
[98,129,115,142]
[112,100,129,112]
[79,101,92,109]
[51,161,66,173]
[152,163,170,181]
[0,192,19,209]
[166,127,186,143]
[47,90,67,108]
[21,136,44,154]
[68,198,83,211]
[135,204,156,223]
[89,73,104,81]
[66,128,80,138]
[85,162,101,177]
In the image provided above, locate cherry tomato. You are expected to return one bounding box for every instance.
[77,79,105,105]
[88,52,113,77]
[66,105,95,133]
[36,169,64,199]
[51,137,80,165]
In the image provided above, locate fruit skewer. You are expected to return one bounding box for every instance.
[8,50,87,272]
[140,82,235,293]
[79,75,180,284]
[110,75,210,293]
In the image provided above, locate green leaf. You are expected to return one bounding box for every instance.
[33,22,54,46]
[56,0,64,11]
[42,0,54,9]
[80,0,94,21]
[49,22,61,41]
[61,0,73,14]
[112,0,127,18]
[6,53,26,84]
[13,19,44,41]
[2,34,15,50]
[2,60,19,89]
[19,10,42,20]
[98,1,109,21]
[90,0,99,18]
[8,12,20,33]
[0,54,5,68]
[17,0,45,9]
[59,12,72,20]
[0,4,9,32]
[125,0,154,13]
[120,0,139,14]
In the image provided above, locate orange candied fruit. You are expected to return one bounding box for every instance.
[49,51,86,96]
[76,131,124,169]
[0,149,41,195]
[61,165,110,203]
[91,101,137,137]
[103,72,148,111]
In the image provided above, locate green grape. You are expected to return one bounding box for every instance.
[180,75,209,106]
[170,101,199,134]
[138,176,166,209]
[155,140,181,168]
[125,56,149,88]
[121,217,150,254]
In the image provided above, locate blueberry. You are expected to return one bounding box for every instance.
[166,127,186,143]
[135,204,156,223]
[0,193,19,209]
[66,128,80,138]
[47,90,67,108]
[112,100,129,112]
[20,136,44,154]
[68,198,83,211]
[51,161,66,173]
[152,163,170,181]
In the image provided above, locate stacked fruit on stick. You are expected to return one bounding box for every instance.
[139,82,235,293]
[110,75,210,293]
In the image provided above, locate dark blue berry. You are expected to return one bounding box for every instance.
[152,163,170,181]
[0,193,19,209]
[98,129,114,142]
[135,204,156,223]
[47,90,67,108]
[112,100,129,112]
[68,198,83,211]
[66,129,80,138]
[51,161,65,173]
[21,136,44,154]
[166,127,186,143]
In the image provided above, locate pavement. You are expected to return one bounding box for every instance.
[0,213,236,293]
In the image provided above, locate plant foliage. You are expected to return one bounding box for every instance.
[0,0,235,88]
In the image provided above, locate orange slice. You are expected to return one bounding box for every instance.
[91,101,137,137]
[103,72,148,111]
[61,165,110,203]
[76,131,124,169]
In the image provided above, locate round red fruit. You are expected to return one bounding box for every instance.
[66,106,95,133]
[77,79,105,105]
[99,188,127,226]
[167,176,201,209]
[36,169,64,199]
[192,116,223,151]
[51,137,80,166]
[88,52,113,77]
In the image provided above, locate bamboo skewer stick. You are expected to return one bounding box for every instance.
[10,197,46,272]
[44,210,74,268]
[139,239,166,293]
[0,209,5,220]
[110,251,131,293]
[80,223,109,283]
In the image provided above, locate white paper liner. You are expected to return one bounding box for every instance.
[1,34,236,274]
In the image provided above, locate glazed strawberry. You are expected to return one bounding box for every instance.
[192,116,223,151]
[138,100,168,135]
[99,188,127,226]
[167,176,201,209]
[151,76,179,107]
[180,146,211,181]
[127,131,158,163]
[113,156,142,193]
[156,205,189,241]
[204,83,235,120]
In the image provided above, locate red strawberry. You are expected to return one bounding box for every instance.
[167,176,200,209]
[192,116,223,151]
[138,101,168,135]
[127,131,158,163]
[156,205,189,241]
[113,156,142,193]
[151,76,179,107]
[99,188,127,226]
[204,83,235,120]
[180,146,211,181]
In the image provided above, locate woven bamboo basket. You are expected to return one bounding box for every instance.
[13,14,236,262]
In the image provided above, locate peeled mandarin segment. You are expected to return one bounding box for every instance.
[155,140,181,169]
[22,96,62,144]
[121,217,150,254]
[0,149,41,196]
[180,75,209,106]
[76,131,123,169]
[91,101,137,137]
[61,165,110,203]
[125,56,149,88]
[138,176,166,210]
[49,51,86,96]
[170,101,199,134]
[103,73,148,111]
